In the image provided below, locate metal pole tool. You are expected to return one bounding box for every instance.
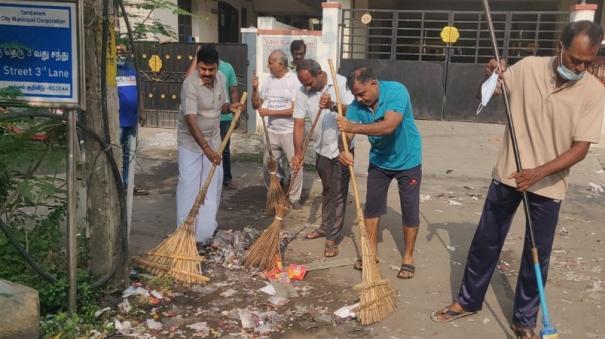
[481,1,558,338]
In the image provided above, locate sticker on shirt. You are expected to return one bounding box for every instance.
[264,96,293,110]
[117,75,136,87]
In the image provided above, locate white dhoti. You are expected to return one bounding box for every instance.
[176,146,223,244]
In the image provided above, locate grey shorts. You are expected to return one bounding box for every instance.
[364,164,422,227]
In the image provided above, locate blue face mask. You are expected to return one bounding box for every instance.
[557,48,584,81]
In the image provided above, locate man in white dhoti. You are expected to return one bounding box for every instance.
[176,45,242,246]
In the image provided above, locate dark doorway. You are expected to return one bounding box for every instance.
[219,1,239,43]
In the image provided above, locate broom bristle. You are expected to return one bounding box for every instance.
[245,205,286,270]
[354,224,397,325]
[134,221,209,284]
[265,159,286,216]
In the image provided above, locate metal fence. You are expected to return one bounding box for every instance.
[132,42,248,129]
[341,9,569,64]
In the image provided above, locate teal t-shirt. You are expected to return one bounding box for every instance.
[346,81,422,171]
[218,59,238,122]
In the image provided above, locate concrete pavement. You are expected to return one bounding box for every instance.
[131,120,605,338]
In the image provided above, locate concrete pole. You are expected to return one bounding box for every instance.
[320,2,343,70]
[241,28,258,134]
[67,109,77,314]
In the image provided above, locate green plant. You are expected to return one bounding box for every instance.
[122,0,192,41]
[0,117,104,337]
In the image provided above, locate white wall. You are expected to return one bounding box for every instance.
[191,0,257,43]
[192,0,219,42]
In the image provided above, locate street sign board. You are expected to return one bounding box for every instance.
[0,0,83,108]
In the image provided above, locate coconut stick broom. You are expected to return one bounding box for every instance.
[260,113,287,216]
[245,105,324,271]
[134,93,247,284]
[327,59,396,325]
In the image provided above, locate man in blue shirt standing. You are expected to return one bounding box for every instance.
[218,59,239,189]
[336,67,422,280]
[117,44,147,195]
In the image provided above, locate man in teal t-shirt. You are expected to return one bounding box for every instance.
[218,60,239,189]
[336,66,422,280]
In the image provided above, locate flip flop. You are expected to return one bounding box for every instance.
[304,229,325,240]
[353,258,380,270]
[324,243,339,257]
[510,324,539,339]
[430,306,476,323]
[397,264,415,279]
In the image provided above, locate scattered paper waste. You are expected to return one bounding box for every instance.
[146,318,163,330]
[334,303,359,319]
[122,286,150,298]
[94,307,111,318]
[260,283,277,296]
[588,182,604,194]
[118,299,132,314]
[448,199,462,206]
[268,296,290,307]
[220,288,237,297]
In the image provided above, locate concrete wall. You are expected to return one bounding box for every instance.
[120,0,258,43]
[191,0,257,43]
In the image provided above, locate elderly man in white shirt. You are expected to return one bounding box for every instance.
[252,49,304,209]
[176,45,242,247]
[291,59,355,257]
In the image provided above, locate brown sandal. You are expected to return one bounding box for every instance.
[304,229,325,240]
[324,243,339,257]
[430,305,475,323]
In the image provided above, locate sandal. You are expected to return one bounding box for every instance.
[397,264,415,279]
[304,229,325,240]
[510,324,539,339]
[324,242,339,257]
[353,258,379,271]
[430,304,476,323]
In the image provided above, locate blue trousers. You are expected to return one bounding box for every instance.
[456,180,561,328]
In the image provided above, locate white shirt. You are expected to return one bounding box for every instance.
[259,71,301,134]
[293,73,355,159]
[177,72,228,152]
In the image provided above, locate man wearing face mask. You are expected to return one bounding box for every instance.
[292,59,354,257]
[431,21,604,339]
[116,44,147,195]
[177,45,243,247]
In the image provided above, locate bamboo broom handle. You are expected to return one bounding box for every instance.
[327,59,365,221]
[259,106,275,162]
[287,106,322,197]
[184,93,248,223]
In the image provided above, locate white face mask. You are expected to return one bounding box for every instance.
[476,70,499,115]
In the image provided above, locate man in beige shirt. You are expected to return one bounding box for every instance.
[176,45,242,246]
[431,21,604,338]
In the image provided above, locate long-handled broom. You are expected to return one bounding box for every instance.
[245,106,324,271]
[260,113,287,216]
[328,59,396,325]
[134,93,247,284]
[481,1,557,337]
